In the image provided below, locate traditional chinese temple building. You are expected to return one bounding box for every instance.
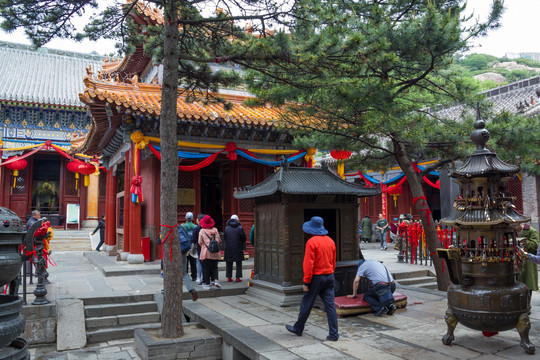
[0,41,105,227]
[72,3,303,263]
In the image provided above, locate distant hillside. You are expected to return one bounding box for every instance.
[456,53,540,85]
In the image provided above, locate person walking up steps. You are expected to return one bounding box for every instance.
[92,214,105,252]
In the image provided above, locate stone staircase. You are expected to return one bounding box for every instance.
[394,269,438,290]
[49,229,92,251]
[83,294,161,343]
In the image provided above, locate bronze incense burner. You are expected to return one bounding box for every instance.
[437,111,534,354]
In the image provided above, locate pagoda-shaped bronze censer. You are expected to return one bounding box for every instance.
[437,109,534,355]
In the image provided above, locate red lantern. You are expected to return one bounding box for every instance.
[330,150,352,179]
[5,156,27,188]
[67,161,82,190]
[385,184,403,207]
[78,162,96,187]
[330,150,352,160]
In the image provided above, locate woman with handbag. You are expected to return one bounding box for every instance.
[198,215,222,290]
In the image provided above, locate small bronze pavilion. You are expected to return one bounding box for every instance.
[234,163,380,306]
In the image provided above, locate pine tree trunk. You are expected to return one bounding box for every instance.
[160,0,182,338]
[392,139,450,291]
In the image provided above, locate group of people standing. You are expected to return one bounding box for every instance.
[360,213,395,250]
[175,212,248,299]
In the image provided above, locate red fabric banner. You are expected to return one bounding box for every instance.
[423,176,440,189]
[0,145,44,167]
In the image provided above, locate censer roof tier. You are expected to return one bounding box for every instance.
[441,206,529,227]
[450,112,519,179]
[441,107,531,227]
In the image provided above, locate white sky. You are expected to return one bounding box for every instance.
[0,0,538,58]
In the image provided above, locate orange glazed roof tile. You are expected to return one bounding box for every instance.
[79,75,284,128]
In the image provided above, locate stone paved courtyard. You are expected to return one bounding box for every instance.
[25,246,540,359]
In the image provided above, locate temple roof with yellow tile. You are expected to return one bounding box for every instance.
[73,0,294,157]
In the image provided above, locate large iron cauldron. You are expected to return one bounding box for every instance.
[0,296,26,349]
[446,261,529,332]
[439,248,534,354]
[0,207,24,288]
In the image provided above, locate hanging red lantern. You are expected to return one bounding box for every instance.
[78,162,96,187]
[5,156,27,188]
[330,150,352,179]
[67,161,82,190]
[385,184,403,207]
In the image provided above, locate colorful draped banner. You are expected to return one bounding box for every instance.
[148,144,307,171]
[345,162,440,189]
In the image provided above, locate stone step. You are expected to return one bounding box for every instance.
[51,238,91,242]
[392,269,433,280]
[413,282,439,290]
[86,322,162,343]
[52,231,92,237]
[86,311,161,330]
[397,276,436,286]
[50,246,92,251]
[80,293,155,306]
[50,244,91,251]
[84,301,158,318]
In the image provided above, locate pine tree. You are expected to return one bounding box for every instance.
[241,0,507,290]
[0,0,292,337]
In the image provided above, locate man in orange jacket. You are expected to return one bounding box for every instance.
[286,216,339,341]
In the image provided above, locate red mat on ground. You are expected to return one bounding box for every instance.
[334,292,408,317]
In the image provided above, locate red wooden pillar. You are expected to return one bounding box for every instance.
[127,147,143,264]
[121,150,131,260]
[104,167,117,250]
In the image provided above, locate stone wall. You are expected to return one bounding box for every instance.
[135,326,222,360]
[21,303,56,345]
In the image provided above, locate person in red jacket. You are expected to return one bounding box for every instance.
[285,216,339,341]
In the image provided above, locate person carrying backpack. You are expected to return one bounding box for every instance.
[191,214,205,284]
[198,215,222,290]
[181,212,197,281]
[178,215,198,302]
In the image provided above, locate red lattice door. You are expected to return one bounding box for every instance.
[508,175,523,214]
[237,165,256,256]
[8,167,29,220]
[177,170,200,222]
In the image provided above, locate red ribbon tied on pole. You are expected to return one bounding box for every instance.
[130,175,143,203]
[413,195,432,226]
[160,223,178,261]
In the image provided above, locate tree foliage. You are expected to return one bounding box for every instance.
[241,0,505,290]
[0,0,295,337]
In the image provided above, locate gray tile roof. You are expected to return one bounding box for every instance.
[452,152,520,178]
[441,207,529,226]
[234,165,381,199]
[0,41,103,107]
[435,76,540,120]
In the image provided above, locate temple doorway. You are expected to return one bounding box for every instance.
[31,154,60,215]
[304,208,339,245]
[200,162,223,230]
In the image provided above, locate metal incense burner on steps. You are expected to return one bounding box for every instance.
[437,109,534,355]
[0,207,29,360]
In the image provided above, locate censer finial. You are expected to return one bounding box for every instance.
[471,103,490,154]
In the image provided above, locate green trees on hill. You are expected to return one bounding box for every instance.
[458,53,540,83]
